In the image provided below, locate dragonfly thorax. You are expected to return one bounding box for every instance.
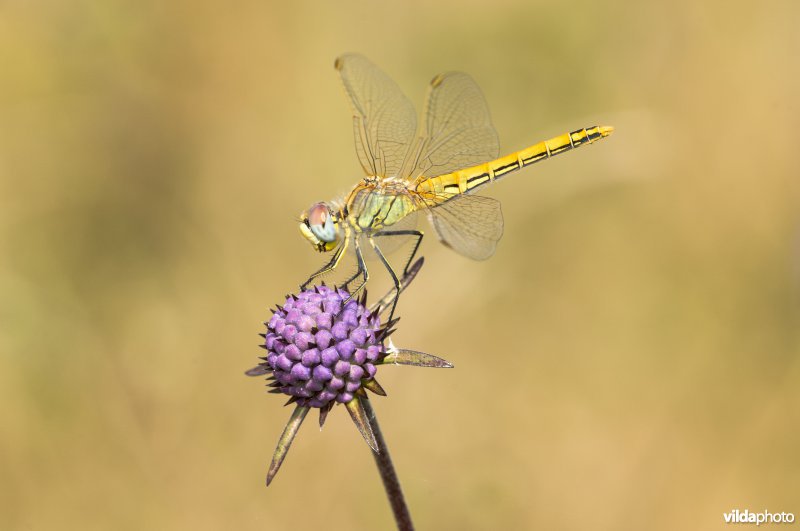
[299,202,341,252]
[344,178,416,234]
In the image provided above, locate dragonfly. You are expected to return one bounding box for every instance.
[299,54,613,320]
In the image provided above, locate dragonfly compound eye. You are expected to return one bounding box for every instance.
[301,202,339,251]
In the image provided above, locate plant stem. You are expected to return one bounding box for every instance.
[362,396,414,531]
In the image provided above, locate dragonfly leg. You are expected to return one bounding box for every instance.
[372,229,424,277]
[342,242,369,304]
[300,234,349,290]
[369,255,424,317]
[368,236,402,324]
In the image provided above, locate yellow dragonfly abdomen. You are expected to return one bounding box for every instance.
[415,125,614,202]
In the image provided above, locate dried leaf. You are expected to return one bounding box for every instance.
[345,396,378,452]
[266,405,310,486]
[362,378,387,396]
[379,348,453,368]
[245,365,270,377]
[318,403,333,428]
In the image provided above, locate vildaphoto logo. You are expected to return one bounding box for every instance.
[724,509,795,525]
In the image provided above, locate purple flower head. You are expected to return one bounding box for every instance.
[257,285,388,408]
[246,259,454,487]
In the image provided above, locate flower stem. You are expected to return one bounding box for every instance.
[361,396,414,531]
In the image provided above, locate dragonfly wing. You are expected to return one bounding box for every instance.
[405,72,500,180]
[426,194,504,261]
[335,54,417,178]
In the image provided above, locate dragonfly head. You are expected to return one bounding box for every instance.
[299,202,341,252]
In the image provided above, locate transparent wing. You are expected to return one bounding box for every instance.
[425,194,504,260]
[335,54,417,178]
[405,72,500,180]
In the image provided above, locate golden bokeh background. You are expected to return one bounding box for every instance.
[1,0,798,529]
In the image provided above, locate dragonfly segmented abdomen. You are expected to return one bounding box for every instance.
[415,125,613,203]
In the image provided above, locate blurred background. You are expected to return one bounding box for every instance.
[1,0,798,529]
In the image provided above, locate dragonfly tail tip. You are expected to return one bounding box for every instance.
[599,125,614,137]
